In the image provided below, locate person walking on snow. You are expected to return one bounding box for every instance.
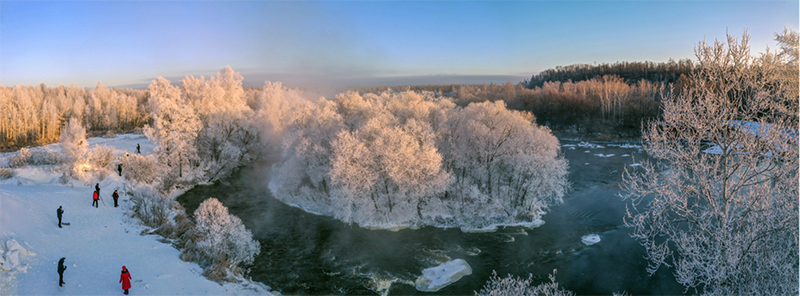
[92,191,99,208]
[112,190,120,207]
[57,257,67,287]
[120,266,132,295]
[57,206,64,228]
[95,183,100,195]
[118,163,123,177]
[136,143,140,154]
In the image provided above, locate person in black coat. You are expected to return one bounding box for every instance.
[57,206,64,228]
[112,190,120,207]
[95,183,100,195]
[117,163,123,177]
[58,257,67,287]
[136,143,140,154]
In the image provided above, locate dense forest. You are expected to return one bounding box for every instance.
[523,59,695,87]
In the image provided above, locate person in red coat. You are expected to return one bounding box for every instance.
[92,191,99,208]
[120,266,132,295]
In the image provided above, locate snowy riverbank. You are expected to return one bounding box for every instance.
[0,134,274,295]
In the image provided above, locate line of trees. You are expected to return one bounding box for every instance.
[0,83,149,149]
[524,59,695,88]
[352,78,666,136]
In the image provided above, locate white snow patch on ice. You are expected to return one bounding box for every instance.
[581,234,601,246]
[415,259,472,292]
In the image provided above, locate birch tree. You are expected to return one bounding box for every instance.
[621,30,799,295]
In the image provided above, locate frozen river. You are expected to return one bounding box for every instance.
[177,138,686,295]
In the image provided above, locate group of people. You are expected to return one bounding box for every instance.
[91,184,120,208]
[54,143,141,293]
[56,185,127,293]
[57,258,131,294]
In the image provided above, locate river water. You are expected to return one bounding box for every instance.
[177,139,686,295]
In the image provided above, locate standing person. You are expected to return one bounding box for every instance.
[120,266,132,295]
[57,206,64,228]
[95,183,100,195]
[58,257,67,287]
[136,144,140,154]
[92,191,99,208]
[112,190,120,208]
[117,163,123,177]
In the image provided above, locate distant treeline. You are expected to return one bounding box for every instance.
[524,59,695,88]
[0,82,267,149]
[351,76,666,137]
[0,83,150,149]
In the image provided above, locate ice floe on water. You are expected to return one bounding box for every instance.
[414,259,472,292]
[607,143,643,149]
[593,153,615,158]
[621,154,630,157]
[584,163,590,165]
[459,219,545,233]
[629,163,643,167]
[584,150,591,153]
[581,234,601,246]
[577,142,606,149]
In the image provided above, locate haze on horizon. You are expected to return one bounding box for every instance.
[1,1,797,89]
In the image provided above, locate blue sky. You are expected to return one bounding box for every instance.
[1,1,797,88]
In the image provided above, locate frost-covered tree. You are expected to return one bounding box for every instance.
[476,270,575,296]
[271,91,569,229]
[253,81,305,135]
[182,67,268,182]
[59,117,89,178]
[144,77,201,181]
[193,198,260,280]
[439,101,569,225]
[622,30,799,295]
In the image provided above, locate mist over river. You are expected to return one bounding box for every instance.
[177,138,686,295]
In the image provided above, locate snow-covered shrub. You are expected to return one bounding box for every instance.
[0,167,13,180]
[476,270,574,296]
[119,154,161,185]
[191,198,260,282]
[90,145,115,171]
[104,130,116,138]
[129,186,174,228]
[7,148,61,168]
[133,127,144,134]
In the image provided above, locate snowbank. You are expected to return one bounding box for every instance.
[581,234,601,246]
[0,238,35,293]
[0,134,275,295]
[414,259,472,292]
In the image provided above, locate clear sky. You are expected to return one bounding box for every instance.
[1,1,797,88]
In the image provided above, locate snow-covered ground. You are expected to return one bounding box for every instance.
[0,134,273,295]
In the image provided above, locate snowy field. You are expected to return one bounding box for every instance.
[0,134,272,295]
